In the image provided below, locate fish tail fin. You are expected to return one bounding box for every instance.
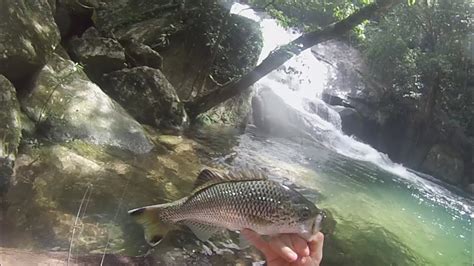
[128,205,171,246]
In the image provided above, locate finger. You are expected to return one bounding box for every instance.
[290,234,310,257]
[269,235,298,262]
[309,232,324,263]
[241,229,272,255]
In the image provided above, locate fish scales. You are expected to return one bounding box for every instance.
[168,180,291,233]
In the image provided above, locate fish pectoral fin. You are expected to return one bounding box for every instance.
[184,221,221,242]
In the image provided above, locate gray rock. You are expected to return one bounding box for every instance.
[421,144,465,184]
[94,0,182,40]
[336,107,364,137]
[251,87,314,139]
[102,67,188,131]
[0,0,60,81]
[466,184,474,195]
[5,134,202,251]
[21,51,153,154]
[54,0,97,38]
[95,1,263,127]
[120,39,163,69]
[0,75,22,196]
[67,27,126,82]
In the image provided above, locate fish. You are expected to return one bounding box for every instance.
[128,168,324,246]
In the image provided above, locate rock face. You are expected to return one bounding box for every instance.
[21,51,153,154]
[330,96,473,187]
[102,67,188,130]
[335,107,364,138]
[421,144,465,184]
[0,76,22,199]
[0,0,60,82]
[54,0,96,38]
[3,130,202,252]
[94,0,263,126]
[251,87,316,139]
[67,27,127,82]
[120,39,163,69]
[315,40,472,189]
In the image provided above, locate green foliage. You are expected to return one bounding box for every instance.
[247,0,346,30]
[362,0,472,132]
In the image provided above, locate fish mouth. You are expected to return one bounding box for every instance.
[312,212,325,234]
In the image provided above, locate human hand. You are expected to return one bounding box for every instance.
[241,229,324,266]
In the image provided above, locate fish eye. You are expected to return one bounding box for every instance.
[300,206,311,219]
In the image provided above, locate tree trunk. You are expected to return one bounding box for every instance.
[185,0,403,118]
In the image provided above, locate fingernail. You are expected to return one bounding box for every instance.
[284,247,298,261]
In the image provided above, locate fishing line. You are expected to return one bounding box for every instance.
[100,175,131,266]
[67,183,93,266]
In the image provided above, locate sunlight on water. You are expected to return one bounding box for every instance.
[231,3,473,265]
[231,3,472,216]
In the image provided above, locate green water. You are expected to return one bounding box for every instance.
[224,129,473,265]
[1,126,472,265]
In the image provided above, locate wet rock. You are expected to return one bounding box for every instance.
[120,39,163,69]
[251,87,319,140]
[95,1,262,127]
[421,144,465,184]
[5,135,202,252]
[335,107,364,137]
[197,88,254,129]
[94,0,184,43]
[67,27,127,82]
[0,75,21,201]
[303,98,342,129]
[0,0,60,82]
[156,135,184,149]
[321,92,354,108]
[102,67,188,131]
[466,183,474,195]
[54,0,97,38]
[163,14,263,127]
[20,51,153,154]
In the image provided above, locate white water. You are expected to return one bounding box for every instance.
[230,4,472,216]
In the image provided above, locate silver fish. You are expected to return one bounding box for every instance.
[129,169,324,246]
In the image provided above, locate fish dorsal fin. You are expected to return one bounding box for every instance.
[193,169,226,189]
[192,168,268,194]
[226,168,268,181]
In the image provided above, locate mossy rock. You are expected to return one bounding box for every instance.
[20,50,153,154]
[0,0,60,82]
[0,75,22,197]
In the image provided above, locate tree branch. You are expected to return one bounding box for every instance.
[185,0,403,118]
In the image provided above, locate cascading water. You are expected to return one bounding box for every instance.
[231,3,471,214]
[227,4,472,265]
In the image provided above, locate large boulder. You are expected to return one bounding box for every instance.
[54,0,97,39]
[251,87,317,139]
[67,27,127,82]
[421,144,465,184]
[101,67,188,131]
[94,1,263,126]
[334,107,364,138]
[0,75,22,206]
[120,39,163,70]
[0,0,60,82]
[3,133,203,252]
[20,50,153,154]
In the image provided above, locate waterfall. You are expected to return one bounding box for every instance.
[230,4,472,214]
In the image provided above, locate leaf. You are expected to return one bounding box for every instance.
[407,0,416,6]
